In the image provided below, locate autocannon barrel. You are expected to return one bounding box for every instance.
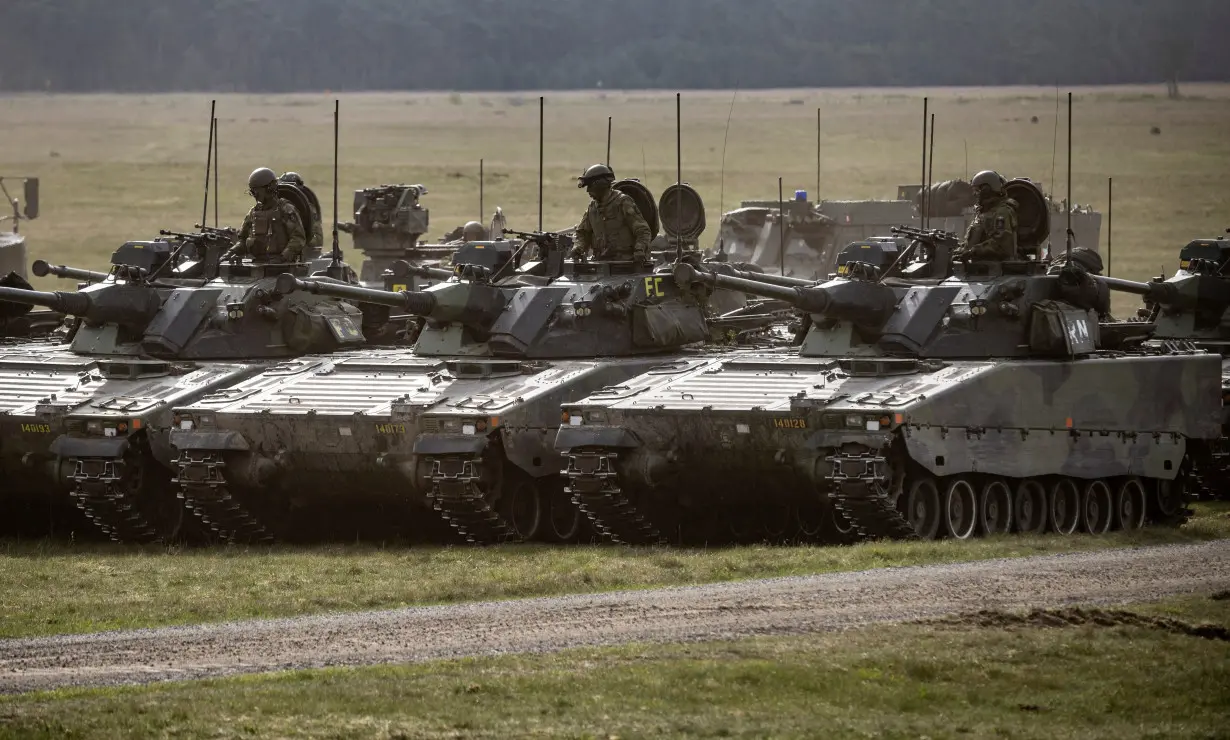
[673,263,832,314]
[31,259,139,284]
[673,262,898,326]
[0,285,92,315]
[407,264,455,281]
[1097,275,1180,304]
[715,265,817,289]
[276,274,438,315]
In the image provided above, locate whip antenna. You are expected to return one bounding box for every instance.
[676,92,683,262]
[201,99,214,227]
[1106,176,1112,276]
[213,116,219,227]
[606,116,612,166]
[919,97,928,229]
[538,96,544,232]
[778,176,785,277]
[926,113,935,231]
[1049,82,1059,195]
[479,158,484,223]
[816,107,821,202]
[718,84,738,218]
[1065,91,1073,260]
[330,99,341,270]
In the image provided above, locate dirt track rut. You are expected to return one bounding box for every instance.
[2,540,1228,694]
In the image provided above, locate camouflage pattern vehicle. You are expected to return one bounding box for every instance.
[0,184,398,542]
[1131,229,1230,499]
[557,179,1219,546]
[168,182,786,545]
[712,183,1102,280]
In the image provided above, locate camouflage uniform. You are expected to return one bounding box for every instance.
[959,195,1019,261]
[574,189,652,261]
[234,199,307,262]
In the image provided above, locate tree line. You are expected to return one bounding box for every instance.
[0,0,1225,93]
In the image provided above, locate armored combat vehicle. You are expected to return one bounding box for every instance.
[1129,230,1230,499]
[0,204,390,542]
[168,182,784,544]
[557,180,1221,545]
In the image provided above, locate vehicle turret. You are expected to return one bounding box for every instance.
[0,282,162,331]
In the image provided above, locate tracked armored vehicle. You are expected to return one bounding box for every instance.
[558,180,1220,546]
[0,200,395,541]
[1129,229,1230,499]
[169,183,786,544]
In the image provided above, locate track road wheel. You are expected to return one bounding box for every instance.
[498,471,543,541]
[817,498,858,545]
[1151,477,1186,524]
[1114,477,1147,531]
[795,502,827,542]
[1080,480,1113,535]
[978,479,1013,536]
[762,503,794,542]
[1013,479,1047,534]
[904,477,941,540]
[942,478,977,540]
[545,484,585,543]
[1049,479,1081,535]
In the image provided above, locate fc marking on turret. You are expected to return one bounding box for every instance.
[643,276,666,297]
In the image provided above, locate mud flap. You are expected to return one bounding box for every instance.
[412,436,488,456]
[170,430,252,451]
[48,435,129,459]
[555,426,639,450]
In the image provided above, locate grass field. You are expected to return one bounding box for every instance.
[3,84,1229,317]
[2,502,1226,640]
[2,593,1226,738]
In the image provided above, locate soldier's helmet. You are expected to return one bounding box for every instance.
[279,171,304,186]
[248,167,278,196]
[971,170,1005,197]
[462,221,487,241]
[577,163,616,188]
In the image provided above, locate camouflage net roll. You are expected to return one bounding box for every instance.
[914,179,976,218]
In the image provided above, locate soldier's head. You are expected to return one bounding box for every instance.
[577,163,615,200]
[971,170,1005,207]
[279,171,305,187]
[248,167,279,206]
[462,221,487,242]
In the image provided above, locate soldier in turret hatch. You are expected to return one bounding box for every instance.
[572,164,651,262]
[278,172,323,249]
[954,170,1019,262]
[230,167,307,263]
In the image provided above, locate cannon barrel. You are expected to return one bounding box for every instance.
[0,285,92,315]
[276,274,438,315]
[31,259,139,284]
[407,264,455,281]
[717,265,816,288]
[674,262,899,326]
[1097,275,1180,304]
[674,263,832,314]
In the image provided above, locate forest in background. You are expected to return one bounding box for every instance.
[1,0,1226,93]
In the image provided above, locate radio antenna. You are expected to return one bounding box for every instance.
[718,84,738,218]
[778,176,785,277]
[479,158,484,223]
[1049,82,1059,195]
[1065,91,1073,260]
[676,92,683,262]
[201,99,214,227]
[212,116,219,227]
[538,96,544,232]
[330,99,342,272]
[926,112,935,231]
[606,116,612,166]
[816,106,821,202]
[1106,176,1112,276]
[920,97,928,229]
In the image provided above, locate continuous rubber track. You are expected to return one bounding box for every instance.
[1,540,1227,694]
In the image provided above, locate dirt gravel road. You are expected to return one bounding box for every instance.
[2,540,1227,694]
